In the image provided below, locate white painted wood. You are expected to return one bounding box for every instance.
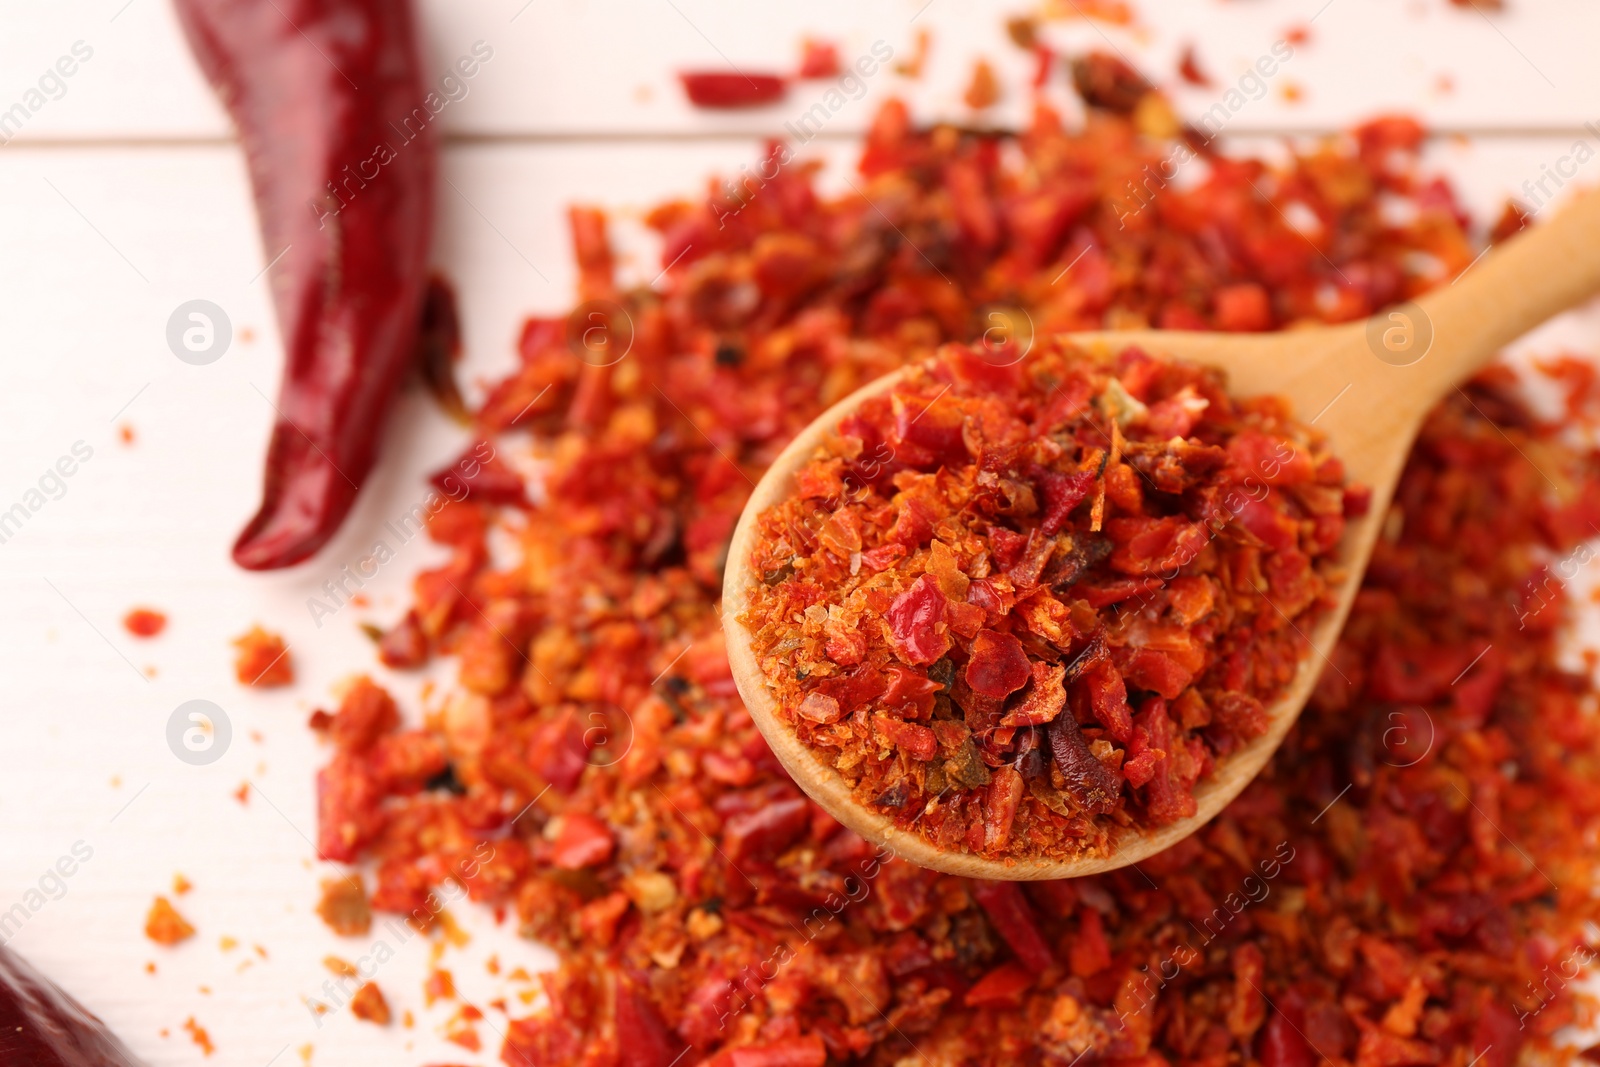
[2,3,1600,1061]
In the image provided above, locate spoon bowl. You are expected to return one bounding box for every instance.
[724,189,1600,879]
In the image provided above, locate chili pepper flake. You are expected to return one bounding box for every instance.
[314,877,370,937]
[144,897,194,945]
[963,58,1001,110]
[181,1016,214,1056]
[679,71,787,109]
[302,43,1600,1067]
[232,625,293,687]
[796,38,841,80]
[424,968,456,1006]
[349,982,391,1026]
[1005,16,1038,50]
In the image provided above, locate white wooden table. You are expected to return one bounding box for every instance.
[4,2,1600,1064]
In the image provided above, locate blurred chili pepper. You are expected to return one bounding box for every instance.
[174,0,436,570]
[679,71,788,108]
[0,945,142,1066]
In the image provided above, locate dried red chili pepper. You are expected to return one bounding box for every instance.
[679,71,788,109]
[0,946,142,1066]
[173,0,435,570]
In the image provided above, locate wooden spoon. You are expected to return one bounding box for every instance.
[723,189,1600,880]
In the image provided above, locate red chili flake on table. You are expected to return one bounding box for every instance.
[963,58,1001,110]
[424,969,456,1006]
[1176,43,1213,87]
[144,896,195,945]
[679,71,787,109]
[182,1016,215,1057]
[232,625,293,687]
[122,607,166,638]
[314,877,371,936]
[303,49,1600,1067]
[796,38,841,79]
[744,340,1346,860]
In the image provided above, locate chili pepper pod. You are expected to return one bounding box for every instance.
[0,945,143,1066]
[173,0,437,569]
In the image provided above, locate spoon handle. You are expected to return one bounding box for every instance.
[1404,188,1600,398]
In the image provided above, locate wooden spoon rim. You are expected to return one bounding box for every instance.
[722,335,1386,880]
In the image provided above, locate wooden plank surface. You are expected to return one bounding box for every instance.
[3,3,1600,1064]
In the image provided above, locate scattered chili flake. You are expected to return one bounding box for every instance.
[963,58,1001,110]
[895,27,931,78]
[1491,198,1531,243]
[349,981,391,1026]
[171,873,192,895]
[303,41,1600,1067]
[444,1021,481,1051]
[118,423,135,445]
[1005,15,1038,50]
[233,782,250,805]
[144,897,194,945]
[1283,23,1312,46]
[1060,0,1135,24]
[424,969,456,1006]
[123,608,166,638]
[1176,43,1212,86]
[796,38,840,79]
[314,877,370,937]
[679,71,787,109]
[232,625,293,687]
[323,956,358,978]
[376,609,429,669]
[417,274,470,425]
[1071,50,1150,113]
[182,1016,214,1057]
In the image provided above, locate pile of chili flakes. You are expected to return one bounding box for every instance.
[742,339,1354,861]
[313,53,1600,1067]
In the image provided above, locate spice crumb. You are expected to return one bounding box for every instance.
[423,969,456,1005]
[123,608,167,638]
[894,28,931,78]
[233,625,293,687]
[349,982,391,1026]
[144,897,195,945]
[181,1017,214,1057]
[315,877,371,936]
[963,58,1000,110]
[1176,43,1212,86]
